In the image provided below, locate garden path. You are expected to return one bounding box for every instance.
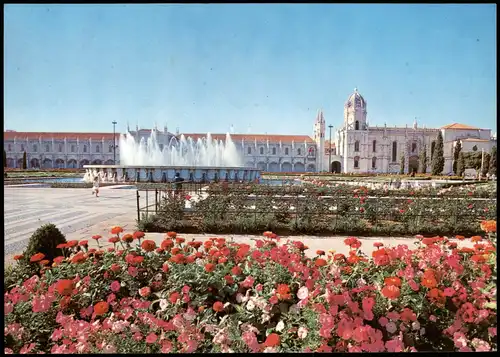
[4,186,477,266]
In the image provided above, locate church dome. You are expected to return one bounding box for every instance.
[345,88,366,109]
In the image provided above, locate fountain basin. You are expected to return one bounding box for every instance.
[83,165,261,184]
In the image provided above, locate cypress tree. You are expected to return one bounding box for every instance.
[418,145,427,173]
[22,151,27,170]
[3,150,6,168]
[488,146,496,176]
[431,131,444,175]
[481,152,490,176]
[430,141,436,162]
[456,152,466,177]
[399,154,405,174]
[452,139,462,175]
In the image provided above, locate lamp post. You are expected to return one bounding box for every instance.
[328,125,333,172]
[112,121,117,164]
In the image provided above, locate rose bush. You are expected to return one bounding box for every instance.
[4,222,497,353]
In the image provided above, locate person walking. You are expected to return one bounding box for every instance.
[92,176,100,197]
[173,172,184,197]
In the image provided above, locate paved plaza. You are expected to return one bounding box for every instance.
[4,186,476,266]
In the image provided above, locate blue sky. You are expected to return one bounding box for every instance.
[4,4,497,135]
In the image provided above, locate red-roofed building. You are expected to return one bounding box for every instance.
[4,89,495,173]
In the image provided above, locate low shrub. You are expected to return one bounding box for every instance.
[4,221,497,353]
[22,224,67,265]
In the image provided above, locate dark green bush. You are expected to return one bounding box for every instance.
[22,223,67,264]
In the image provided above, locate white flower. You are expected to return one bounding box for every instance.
[297,326,308,339]
[159,299,168,311]
[276,320,285,332]
[236,293,244,303]
[386,322,397,334]
[357,278,367,287]
[297,286,309,300]
[246,299,256,311]
[261,313,271,323]
[411,321,420,331]
[420,328,426,335]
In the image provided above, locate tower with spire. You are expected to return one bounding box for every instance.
[313,109,326,171]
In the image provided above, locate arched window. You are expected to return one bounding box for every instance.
[272,147,276,155]
[372,140,376,152]
[354,156,360,169]
[355,121,360,130]
[247,147,251,154]
[259,147,264,155]
[96,145,100,153]
[21,144,25,151]
[431,141,436,159]
[83,145,87,153]
[109,145,113,153]
[392,141,398,162]
[332,148,336,155]
[411,142,417,153]
[297,148,302,156]
[354,141,360,152]
[45,144,50,152]
[59,144,63,152]
[33,144,37,152]
[285,148,289,155]
[159,144,164,151]
[8,144,11,151]
[372,157,377,169]
[71,145,75,152]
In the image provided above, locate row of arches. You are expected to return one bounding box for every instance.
[247,146,313,156]
[6,143,114,154]
[249,162,315,173]
[5,158,114,169]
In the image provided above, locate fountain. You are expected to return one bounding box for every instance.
[83,130,261,183]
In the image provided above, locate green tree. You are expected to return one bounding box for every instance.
[418,145,427,173]
[3,150,6,168]
[399,154,405,174]
[430,141,436,161]
[488,146,496,176]
[22,151,27,170]
[463,152,482,170]
[456,152,466,177]
[431,131,444,175]
[452,140,462,174]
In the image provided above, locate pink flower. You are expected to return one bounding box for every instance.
[488,327,497,337]
[407,279,419,292]
[472,338,491,352]
[429,315,437,322]
[139,287,151,297]
[128,266,138,277]
[161,340,173,353]
[241,276,255,288]
[242,331,259,352]
[103,345,116,353]
[453,332,468,348]
[385,337,404,352]
[146,332,157,344]
[110,281,121,292]
[386,322,397,334]
[443,287,455,297]
[378,316,389,327]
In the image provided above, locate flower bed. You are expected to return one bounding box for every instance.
[4,222,497,353]
[139,183,496,236]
